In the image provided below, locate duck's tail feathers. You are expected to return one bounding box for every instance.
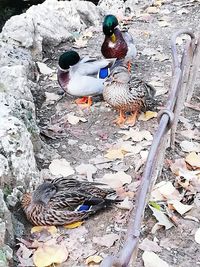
[88,198,121,213]
[145,82,156,99]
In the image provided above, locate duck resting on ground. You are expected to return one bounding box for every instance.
[57,50,117,108]
[103,64,156,126]
[101,14,137,72]
[21,177,118,226]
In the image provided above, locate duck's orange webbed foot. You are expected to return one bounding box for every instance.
[77,96,93,109]
[114,110,126,126]
[75,96,89,105]
[126,111,138,126]
[127,61,132,73]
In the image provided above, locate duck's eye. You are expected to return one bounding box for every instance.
[46,187,54,194]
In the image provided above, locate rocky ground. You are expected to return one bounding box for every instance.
[1,0,200,266]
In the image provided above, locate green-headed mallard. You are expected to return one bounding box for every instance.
[21,177,118,226]
[101,14,137,72]
[57,50,116,108]
[103,65,156,126]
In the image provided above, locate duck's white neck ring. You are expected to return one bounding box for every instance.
[58,66,69,72]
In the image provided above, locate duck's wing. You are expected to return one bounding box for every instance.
[122,31,137,60]
[49,189,116,211]
[128,77,152,95]
[128,77,156,109]
[73,57,117,76]
[49,190,87,210]
[51,177,115,198]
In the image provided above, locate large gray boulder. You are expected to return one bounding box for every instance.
[1,0,102,60]
[0,190,13,267]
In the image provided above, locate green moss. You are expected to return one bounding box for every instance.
[0,250,7,266]
[3,185,12,197]
[0,83,7,92]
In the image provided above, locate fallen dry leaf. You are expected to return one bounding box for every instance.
[106,141,144,159]
[149,206,174,230]
[36,62,54,75]
[31,226,57,235]
[138,111,157,121]
[100,171,132,188]
[142,251,169,267]
[16,243,34,267]
[139,238,162,253]
[93,233,119,248]
[75,163,97,182]
[157,181,182,200]
[119,128,153,142]
[170,158,187,176]
[117,196,133,210]
[64,221,83,229]
[73,37,88,48]
[152,53,169,62]
[49,73,57,81]
[195,228,200,244]
[49,158,75,176]
[158,20,171,27]
[146,6,159,14]
[185,152,200,168]
[45,92,60,102]
[33,242,68,267]
[67,113,87,125]
[80,144,96,152]
[180,140,200,153]
[104,148,125,160]
[149,78,167,96]
[85,255,103,265]
[150,181,182,202]
[168,200,193,215]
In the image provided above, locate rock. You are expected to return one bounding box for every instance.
[0,245,13,267]
[0,42,33,69]
[0,222,6,247]
[98,0,125,17]
[0,116,40,189]
[0,190,13,246]
[0,249,8,267]
[0,65,40,190]
[0,0,102,59]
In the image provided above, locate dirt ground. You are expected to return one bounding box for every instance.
[16,0,200,266]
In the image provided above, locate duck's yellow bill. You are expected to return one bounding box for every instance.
[111,33,116,43]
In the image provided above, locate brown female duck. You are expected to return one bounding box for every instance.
[103,65,156,126]
[22,177,117,226]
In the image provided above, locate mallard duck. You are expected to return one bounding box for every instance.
[101,14,137,72]
[21,177,118,226]
[57,50,117,108]
[103,65,156,126]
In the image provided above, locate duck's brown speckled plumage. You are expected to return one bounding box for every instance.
[22,178,116,226]
[103,65,156,125]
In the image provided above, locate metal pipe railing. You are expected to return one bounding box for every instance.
[100,29,199,267]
